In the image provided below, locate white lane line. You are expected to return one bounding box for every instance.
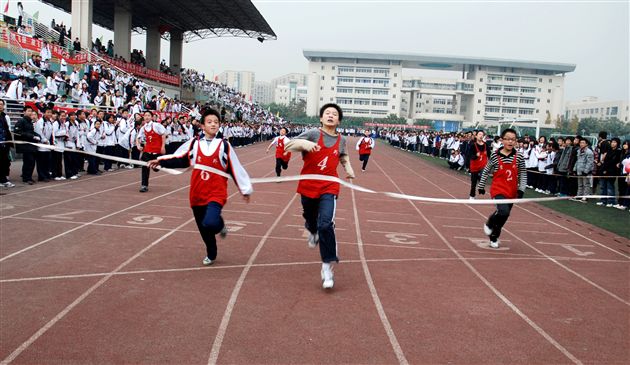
[443,225,481,229]
[292,214,346,220]
[0,172,173,221]
[373,159,583,365]
[365,211,416,217]
[207,194,298,365]
[0,186,188,263]
[386,153,630,306]
[367,220,421,226]
[351,188,409,365]
[537,242,593,247]
[371,230,428,236]
[4,255,627,284]
[285,224,347,231]
[0,214,195,365]
[453,236,512,242]
[222,210,271,215]
[434,216,548,225]
[0,169,130,197]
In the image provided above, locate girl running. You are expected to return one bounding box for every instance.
[356,129,375,172]
[285,103,355,289]
[468,130,491,199]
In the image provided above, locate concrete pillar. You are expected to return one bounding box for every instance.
[114,2,132,61]
[71,0,92,52]
[145,24,161,70]
[169,30,183,75]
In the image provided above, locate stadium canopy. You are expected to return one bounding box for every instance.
[40,0,277,42]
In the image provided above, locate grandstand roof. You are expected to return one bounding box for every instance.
[303,50,576,73]
[40,0,277,42]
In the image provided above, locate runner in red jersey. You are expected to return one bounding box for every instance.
[467,130,491,199]
[148,108,252,266]
[355,129,375,172]
[477,128,527,249]
[285,103,355,289]
[266,127,292,177]
[136,111,166,193]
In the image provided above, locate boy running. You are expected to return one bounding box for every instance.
[477,128,527,248]
[148,108,252,266]
[266,127,292,177]
[356,129,375,172]
[285,103,355,289]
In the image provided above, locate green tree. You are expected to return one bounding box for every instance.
[568,115,579,134]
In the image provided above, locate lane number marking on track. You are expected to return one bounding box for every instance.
[127,215,164,225]
[536,241,595,257]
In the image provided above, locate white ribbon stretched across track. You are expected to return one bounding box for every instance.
[4,141,627,205]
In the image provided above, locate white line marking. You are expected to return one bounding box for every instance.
[125,213,182,219]
[351,187,409,365]
[434,216,548,225]
[222,210,271,215]
[516,230,568,235]
[365,211,416,217]
[0,215,195,365]
[233,202,278,207]
[384,153,630,306]
[292,214,345,220]
[453,236,512,242]
[286,224,347,231]
[373,159,583,365]
[207,194,298,365]
[367,219,421,226]
[0,169,130,197]
[443,225,481,229]
[371,230,428,236]
[536,242,593,248]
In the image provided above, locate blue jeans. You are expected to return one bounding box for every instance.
[301,193,339,263]
[192,202,225,260]
[599,179,616,205]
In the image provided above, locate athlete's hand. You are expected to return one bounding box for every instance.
[242,194,250,203]
[478,188,486,195]
[147,160,160,169]
[307,144,321,153]
[160,147,166,155]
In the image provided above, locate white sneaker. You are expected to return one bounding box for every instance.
[596,202,604,206]
[106,168,115,172]
[126,165,135,169]
[606,204,614,208]
[469,196,475,200]
[1,181,15,188]
[489,240,500,249]
[70,175,79,180]
[219,226,228,239]
[543,190,550,195]
[534,188,541,193]
[307,232,319,249]
[616,205,628,210]
[54,177,63,181]
[202,257,213,266]
[321,265,334,289]
[483,224,492,237]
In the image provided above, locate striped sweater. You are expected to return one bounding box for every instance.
[478,149,527,193]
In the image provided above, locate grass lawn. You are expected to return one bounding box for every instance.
[389,143,629,238]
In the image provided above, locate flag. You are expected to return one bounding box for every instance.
[3,0,9,13]
[32,10,39,20]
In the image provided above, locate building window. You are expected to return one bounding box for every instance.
[480,78,483,82]
[320,86,323,90]
[332,66,336,70]
[331,76,335,80]
[392,105,396,110]
[393,83,397,87]
[321,65,324,70]
[548,89,551,93]
[394,73,397,77]
[536,109,539,113]
[479,88,482,92]
[538,88,541,92]
[331,87,334,90]
[478,99,481,103]
[330,97,333,101]
[321,76,325,80]
[611,106,618,115]
[477,110,481,114]
[537,98,540,102]
[320,97,323,101]
[393,94,396,99]
[549,78,552,83]
[547,99,550,103]
[538,78,542,82]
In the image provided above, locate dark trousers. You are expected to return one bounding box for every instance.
[117,145,129,166]
[192,202,225,260]
[301,193,339,263]
[568,174,578,196]
[51,150,63,178]
[275,158,288,176]
[140,152,160,186]
[558,173,568,195]
[359,154,370,170]
[87,155,98,174]
[0,147,10,183]
[36,151,51,180]
[470,171,481,197]
[618,177,629,207]
[21,151,36,182]
[131,147,141,164]
[526,168,537,188]
[64,151,78,178]
[486,195,513,241]
[95,146,104,172]
[103,145,115,170]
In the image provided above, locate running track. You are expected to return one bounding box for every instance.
[0,138,628,364]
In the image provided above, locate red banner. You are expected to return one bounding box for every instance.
[2,29,180,86]
[364,123,430,130]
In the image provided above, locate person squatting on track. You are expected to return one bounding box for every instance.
[285,103,356,289]
[468,130,491,199]
[356,129,375,172]
[477,128,527,249]
[137,111,166,193]
[266,126,292,177]
[148,108,253,266]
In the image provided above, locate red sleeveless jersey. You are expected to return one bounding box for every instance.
[144,123,163,154]
[297,131,341,199]
[358,137,373,155]
[470,142,488,173]
[275,136,291,161]
[490,154,518,199]
[190,140,229,207]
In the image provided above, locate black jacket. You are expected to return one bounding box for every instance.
[13,116,38,153]
[601,148,622,176]
[0,112,12,150]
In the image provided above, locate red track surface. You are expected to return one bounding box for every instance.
[1,139,628,364]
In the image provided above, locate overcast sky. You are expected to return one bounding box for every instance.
[14,0,629,101]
